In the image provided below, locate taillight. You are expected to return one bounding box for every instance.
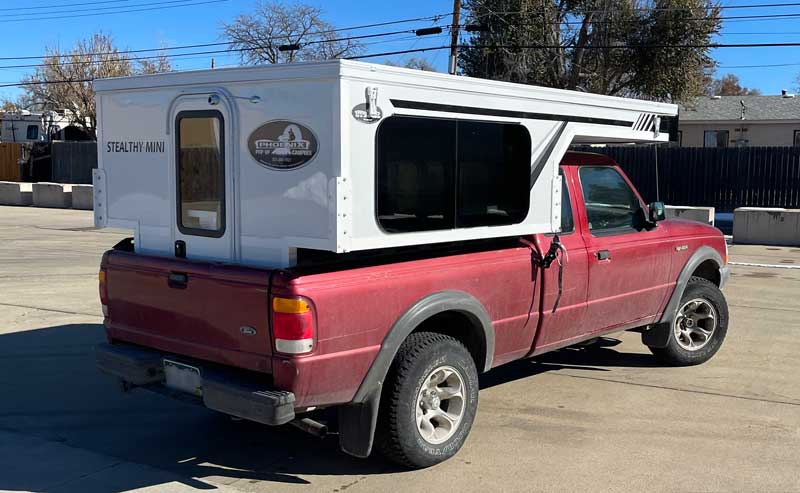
[99,269,109,317]
[272,297,315,354]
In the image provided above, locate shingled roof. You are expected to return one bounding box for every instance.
[680,94,800,122]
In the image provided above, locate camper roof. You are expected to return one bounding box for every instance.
[94,59,676,119]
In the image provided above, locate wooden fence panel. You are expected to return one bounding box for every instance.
[581,146,800,212]
[51,141,97,184]
[0,142,22,181]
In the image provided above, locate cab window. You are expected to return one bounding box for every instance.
[579,166,641,235]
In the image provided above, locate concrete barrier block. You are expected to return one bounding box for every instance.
[733,207,800,246]
[71,184,93,210]
[0,181,32,206]
[32,183,73,209]
[665,205,715,225]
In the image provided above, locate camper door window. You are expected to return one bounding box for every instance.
[176,111,225,237]
[376,116,531,233]
[26,125,38,140]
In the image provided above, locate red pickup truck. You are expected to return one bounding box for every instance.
[96,152,730,468]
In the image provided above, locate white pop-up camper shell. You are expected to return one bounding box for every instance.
[93,59,678,268]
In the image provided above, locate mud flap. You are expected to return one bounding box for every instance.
[641,322,672,348]
[338,386,381,458]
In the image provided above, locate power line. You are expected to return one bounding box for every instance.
[0,27,441,70]
[0,0,228,23]
[1,0,208,19]
[0,12,452,61]
[0,0,135,12]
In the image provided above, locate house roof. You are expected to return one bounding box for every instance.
[680,94,800,122]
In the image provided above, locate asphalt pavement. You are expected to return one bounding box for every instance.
[0,205,798,492]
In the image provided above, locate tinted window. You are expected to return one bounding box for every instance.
[579,167,641,234]
[26,125,38,140]
[176,112,225,236]
[794,130,800,147]
[377,116,530,233]
[704,130,728,148]
[456,121,531,227]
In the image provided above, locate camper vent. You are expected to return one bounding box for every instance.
[632,113,658,132]
[781,89,796,98]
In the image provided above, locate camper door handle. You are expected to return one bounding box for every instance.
[168,272,188,289]
[597,250,611,261]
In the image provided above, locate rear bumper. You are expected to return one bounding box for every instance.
[96,342,295,425]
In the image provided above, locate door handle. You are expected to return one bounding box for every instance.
[597,250,611,261]
[168,272,188,289]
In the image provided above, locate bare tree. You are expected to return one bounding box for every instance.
[221,1,362,65]
[1,98,22,114]
[386,57,438,71]
[706,73,761,96]
[22,33,172,139]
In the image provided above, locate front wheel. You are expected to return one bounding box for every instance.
[650,276,729,366]
[376,332,479,469]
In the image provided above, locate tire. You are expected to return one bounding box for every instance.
[650,276,729,366]
[376,332,479,469]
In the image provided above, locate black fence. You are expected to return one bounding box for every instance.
[580,146,800,213]
[51,141,97,184]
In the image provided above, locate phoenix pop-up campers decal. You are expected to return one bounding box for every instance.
[247,120,318,170]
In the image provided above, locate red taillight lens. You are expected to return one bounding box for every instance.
[272,297,315,354]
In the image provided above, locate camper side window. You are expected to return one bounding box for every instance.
[376,116,531,233]
[26,125,39,140]
[176,111,225,237]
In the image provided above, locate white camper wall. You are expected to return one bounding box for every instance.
[95,60,677,268]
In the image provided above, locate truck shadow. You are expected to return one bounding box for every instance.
[0,324,661,492]
[480,337,664,390]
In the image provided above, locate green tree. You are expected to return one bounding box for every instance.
[22,33,172,139]
[459,0,721,102]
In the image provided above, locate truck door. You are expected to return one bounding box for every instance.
[533,168,590,349]
[576,165,672,330]
[170,97,235,261]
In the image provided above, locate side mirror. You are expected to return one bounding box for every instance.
[649,201,666,223]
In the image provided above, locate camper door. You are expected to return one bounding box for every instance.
[170,97,234,261]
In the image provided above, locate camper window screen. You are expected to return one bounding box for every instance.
[177,112,225,236]
[377,116,531,233]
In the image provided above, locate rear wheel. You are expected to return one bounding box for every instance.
[650,277,728,366]
[376,332,479,469]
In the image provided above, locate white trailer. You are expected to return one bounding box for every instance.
[93,59,678,268]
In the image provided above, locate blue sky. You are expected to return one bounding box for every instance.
[1,0,799,102]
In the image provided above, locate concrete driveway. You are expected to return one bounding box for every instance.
[0,205,798,492]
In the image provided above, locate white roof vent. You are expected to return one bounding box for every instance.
[710,95,722,100]
[781,89,795,98]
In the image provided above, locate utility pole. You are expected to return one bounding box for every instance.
[449,0,461,75]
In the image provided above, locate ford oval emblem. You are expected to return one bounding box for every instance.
[240,326,257,336]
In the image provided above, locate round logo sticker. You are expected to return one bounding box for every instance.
[247,120,318,170]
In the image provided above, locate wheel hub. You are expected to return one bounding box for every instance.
[415,365,466,445]
[674,298,717,351]
[420,390,441,410]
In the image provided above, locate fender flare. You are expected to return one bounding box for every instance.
[643,246,724,348]
[339,290,494,458]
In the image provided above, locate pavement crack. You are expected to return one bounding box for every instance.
[0,302,99,318]
[553,372,800,407]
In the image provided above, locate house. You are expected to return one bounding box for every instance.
[0,110,86,143]
[678,91,800,147]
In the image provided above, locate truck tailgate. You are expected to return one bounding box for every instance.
[102,251,273,373]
